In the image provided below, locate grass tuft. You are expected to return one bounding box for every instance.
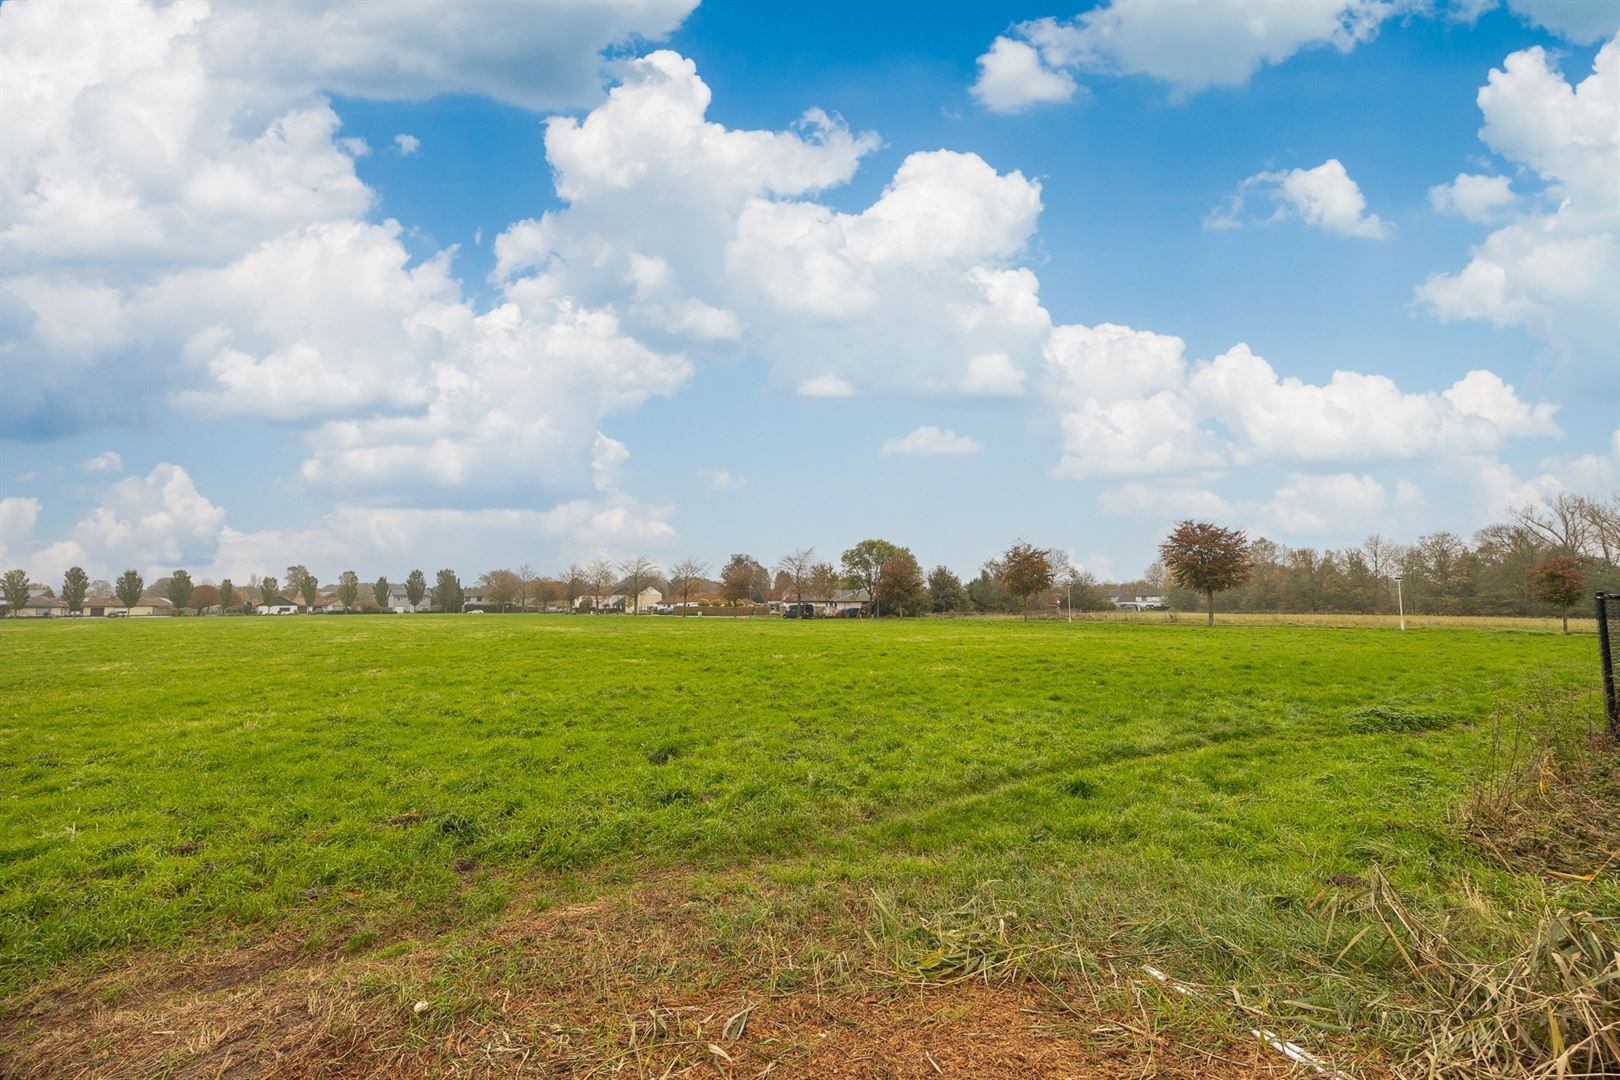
[1345,703,1456,734]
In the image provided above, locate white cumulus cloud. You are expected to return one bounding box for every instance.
[1045,326,1559,480]
[1209,159,1391,239]
[393,133,420,155]
[880,426,984,456]
[1429,172,1516,221]
[971,35,1080,113]
[1416,36,1620,367]
[972,1,1397,108]
[80,451,123,473]
[698,468,747,492]
[1505,0,1620,43]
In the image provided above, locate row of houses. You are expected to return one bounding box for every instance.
[7,582,880,619]
[591,587,873,617]
[4,591,177,618]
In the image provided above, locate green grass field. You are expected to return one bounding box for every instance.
[1,615,1613,1073]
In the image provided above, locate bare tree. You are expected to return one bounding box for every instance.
[516,564,536,612]
[777,547,815,607]
[1142,561,1166,591]
[562,564,585,610]
[1361,533,1403,612]
[619,555,659,613]
[1511,492,1590,556]
[586,557,616,612]
[668,557,706,611]
[1580,494,1620,566]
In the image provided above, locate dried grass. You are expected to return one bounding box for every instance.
[1356,868,1619,1079]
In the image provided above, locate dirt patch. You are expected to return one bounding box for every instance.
[0,883,1328,1079]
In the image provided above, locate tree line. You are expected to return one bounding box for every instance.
[4,491,1615,627]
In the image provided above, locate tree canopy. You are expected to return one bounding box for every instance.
[336,570,361,611]
[62,566,89,613]
[1529,556,1584,634]
[432,569,463,612]
[840,539,902,615]
[2,569,30,615]
[166,569,195,612]
[994,542,1057,620]
[115,569,145,609]
[1159,521,1252,625]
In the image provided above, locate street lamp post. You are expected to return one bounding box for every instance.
[1067,579,1073,623]
[1394,573,1405,632]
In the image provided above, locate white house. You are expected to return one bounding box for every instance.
[257,595,301,615]
[386,584,430,613]
[12,591,67,617]
[574,586,663,613]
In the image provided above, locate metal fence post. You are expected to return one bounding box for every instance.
[1599,593,1618,739]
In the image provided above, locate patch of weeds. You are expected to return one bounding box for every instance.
[646,742,684,766]
[1459,684,1620,882]
[1062,776,1097,799]
[433,813,478,840]
[1345,703,1455,734]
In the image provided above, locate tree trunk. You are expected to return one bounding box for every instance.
[1562,610,1569,634]
[1206,590,1215,626]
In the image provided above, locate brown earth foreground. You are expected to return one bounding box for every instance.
[1,881,1329,1079]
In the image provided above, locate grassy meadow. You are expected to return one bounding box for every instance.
[1,614,1614,1074]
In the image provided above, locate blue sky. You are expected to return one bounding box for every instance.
[2,0,1617,586]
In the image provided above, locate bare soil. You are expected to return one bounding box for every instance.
[1,882,1321,1079]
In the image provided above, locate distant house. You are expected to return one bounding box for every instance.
[785,588,870,617]
[128,595,177,617]
[670,590,726,611]
[385,585,430,614]
[575,586,663,613]
[15,592,68,618]
[256,595,301,616]
[82,594,125,618]
[462,589,501,613]
[1111,594,1168,612]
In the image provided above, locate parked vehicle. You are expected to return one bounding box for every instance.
[782,602,815,619]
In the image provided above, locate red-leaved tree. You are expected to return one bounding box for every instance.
[1159,521,1253,626]
[1529,557,1583,634]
